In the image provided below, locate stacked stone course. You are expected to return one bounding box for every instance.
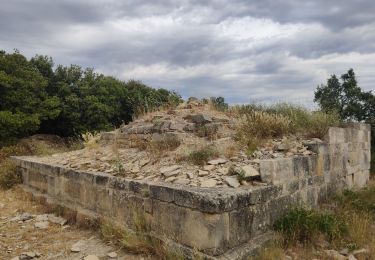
[12,123,371,259]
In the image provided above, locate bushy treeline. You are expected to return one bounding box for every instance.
[314,69,375,172]
[0,50,181,144]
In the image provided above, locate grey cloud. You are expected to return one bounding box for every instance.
[0,0,374,104]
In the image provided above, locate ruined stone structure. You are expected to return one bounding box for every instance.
[12,123,371,259]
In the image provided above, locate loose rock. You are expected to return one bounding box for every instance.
[107,252,118,258]
[48,214,67,226]
[324,250,346,260]
[34,221,49,229]
[200,179,217,188]
[241,165,260,179]
[198,170,209,177]
[174,178,190,185]
[224,176,240,188]
[208,158,227,165]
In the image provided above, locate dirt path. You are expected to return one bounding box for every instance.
[0,187,149,260]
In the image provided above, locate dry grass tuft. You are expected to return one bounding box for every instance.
[186,146,218,166]
[236,111,291,153]
[0,159,20,189]
[82,132,101,150]
[266,182,375,260]
[100,211,184,259]
[304,111,340,139]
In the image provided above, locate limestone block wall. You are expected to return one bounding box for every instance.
[12,123,371,259]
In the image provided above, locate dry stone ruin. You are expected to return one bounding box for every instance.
[12,100,371,259]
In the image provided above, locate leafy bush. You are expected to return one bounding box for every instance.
[304,111,340,138]
[148,133,181,153]
[236,111,291,152]
[210,96,228,111]
[337,186,375,214]
[274,207,347,244]
[233,103,341,144]
[187,146,218,166]
[0,159,21,189]
[0,50,182,143]
[82,132,101,150]
[238,111,292,138]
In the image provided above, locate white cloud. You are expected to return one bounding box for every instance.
[0,0,374,105]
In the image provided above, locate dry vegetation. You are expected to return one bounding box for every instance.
[231,103,341,154]
[254,181,375,260]
[0,135,81,189]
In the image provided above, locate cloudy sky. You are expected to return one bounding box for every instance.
[1,0,375,104]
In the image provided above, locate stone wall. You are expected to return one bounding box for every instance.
[12,123,371,259]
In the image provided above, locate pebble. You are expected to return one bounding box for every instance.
[164,169,180,178]
[11,213,33,222]
[107,252,118,258]
[70,241,83,253]
[165,176,177,182]
[224,176,240,188]
[83,255,100,260]
[241,165,260,179]
[203,165,215,171]
[324,250,346,260]
[160,165,181,174]
[174,178,190,185]
[198,170,209,177]
[35,214,49,222]
[208,158,227,165]
[352,248,369,256]
[339,248,349,256]
[200,179,217,188]
[34,221,49,229]
[48,214,67,226]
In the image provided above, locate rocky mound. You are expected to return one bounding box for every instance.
[35,99,321,189]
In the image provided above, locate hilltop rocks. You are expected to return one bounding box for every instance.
[208,158,227,165]
[33,98,320,190]
[241,165,260,179]
[224,176,240,188]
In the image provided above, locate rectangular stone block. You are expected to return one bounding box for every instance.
[325,127,345,144]
[259,158,294,184]
[353,170,369,188]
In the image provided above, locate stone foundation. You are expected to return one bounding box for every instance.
[12,123,371,259]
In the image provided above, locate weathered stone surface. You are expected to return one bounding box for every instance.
[11,122,371,260]
[201,179,217,188]
[160,165,181,177]
[224,176,240,188]
[34,221,49,229]
[241,165,260,179]
[107,252,118,258]
[208,158,227,165]
[190,114,212,124]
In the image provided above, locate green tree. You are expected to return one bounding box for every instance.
[314,69,373,122]
[315,69,375,172]
[0,49,182,143]
[0,50,60,144]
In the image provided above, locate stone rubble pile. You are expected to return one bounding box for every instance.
[34,99,321,189]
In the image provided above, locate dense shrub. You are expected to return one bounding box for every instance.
[236,110,292,153]
[0,50,182,144]
[274,207,347,244]
[187,146,218,166]
[0,159,21,189]
[232,103,341,146]
[337,186,375,214]
[210,96,228,111]
[0,51,60,144]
